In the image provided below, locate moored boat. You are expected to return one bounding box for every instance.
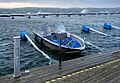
[33,30,85,53]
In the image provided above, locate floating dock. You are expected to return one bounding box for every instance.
[0,12,120,17]
[1,50,120,83]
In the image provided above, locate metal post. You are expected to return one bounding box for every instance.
[13,36,21,78]
[59,38,62,69]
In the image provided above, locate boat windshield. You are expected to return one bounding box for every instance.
[55,24,66,33]
[40,24,66,36]
[40,24,51,36]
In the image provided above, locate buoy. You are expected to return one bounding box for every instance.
[68,14,71,17]
[56,14,59,17]
[79,14,82,16]
[82,26,90,33]
[103,23,111,29]
[43,15,46,18]
[20,31,27,41]
[12,16,14,19]
[28,16,31,19]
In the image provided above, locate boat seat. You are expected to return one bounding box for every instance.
[65,37,81,48]
[66,37,72,41]
[52,40,59,44]
[51,37,81,48]
[73,40,81,48]
[52,40,66,45]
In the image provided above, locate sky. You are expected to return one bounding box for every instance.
[0,0,119,8]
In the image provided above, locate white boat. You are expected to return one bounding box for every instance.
[33,25,85,53]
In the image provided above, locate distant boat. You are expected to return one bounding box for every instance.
[33,29,85,54]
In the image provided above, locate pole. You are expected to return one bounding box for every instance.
[59,38,62,69]
[13,36,21,78]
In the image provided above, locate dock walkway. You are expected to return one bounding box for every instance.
[0,12,120,17]
[1,50,120,83]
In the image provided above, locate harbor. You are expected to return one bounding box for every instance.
[0,7,120,83]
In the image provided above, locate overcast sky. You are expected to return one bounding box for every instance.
[0,0,119,8]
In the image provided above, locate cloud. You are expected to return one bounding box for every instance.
[0,0,119,3]
[0,0,119,8]
[0,2,42,8]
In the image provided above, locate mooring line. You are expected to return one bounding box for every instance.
[112,25,120,30]
[85,41,103,52]
[89,28,108,36]
[25,34,51,64]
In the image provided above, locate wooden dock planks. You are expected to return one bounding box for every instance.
[0,50,120,83]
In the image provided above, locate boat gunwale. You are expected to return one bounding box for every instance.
[33,31,85,50]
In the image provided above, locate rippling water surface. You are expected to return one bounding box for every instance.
[0,14,120,76]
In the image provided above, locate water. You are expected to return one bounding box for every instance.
[0,11,120,76]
